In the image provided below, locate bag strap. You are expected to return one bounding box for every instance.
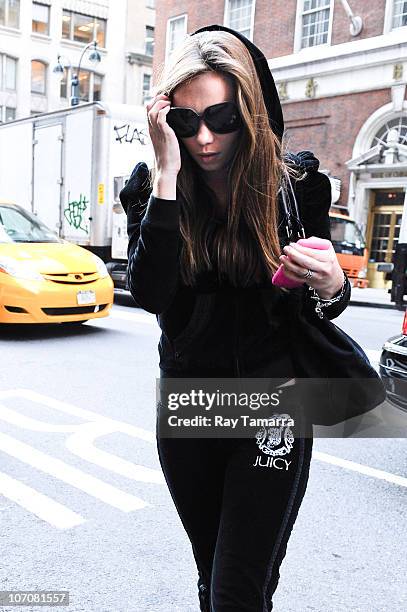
[278,167,306,242]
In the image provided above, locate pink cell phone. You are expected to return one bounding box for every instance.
[272,237,329,288]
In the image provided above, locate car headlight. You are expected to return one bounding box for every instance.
[0,257,44,281]
[357,267,367,278]
[92,254,109,278]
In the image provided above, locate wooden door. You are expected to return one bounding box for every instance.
[366,190,404,289]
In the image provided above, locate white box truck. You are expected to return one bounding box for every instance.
[0,101,155,289]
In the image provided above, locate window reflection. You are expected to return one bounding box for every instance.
[32,2,50,35]
[31,60,47,94]
[61,10,106,48]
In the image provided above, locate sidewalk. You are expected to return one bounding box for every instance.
[349,286,402,309]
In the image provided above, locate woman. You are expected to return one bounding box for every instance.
[121,24,351,612]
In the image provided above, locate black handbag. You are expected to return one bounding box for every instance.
[279,161,386,426]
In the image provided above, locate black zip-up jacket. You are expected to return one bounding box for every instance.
[120,159,351,375]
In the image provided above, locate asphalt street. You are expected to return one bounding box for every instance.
[0,294,406,612]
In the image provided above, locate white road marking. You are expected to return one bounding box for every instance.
[0,388,155,440]
[0,389,168,526]
[0,389,164,484]
[313,450,407,488]
[0,471,85,529]
[109,309,156,324]
[0,403,75,432]
[2,386,404,535]
[0,432,150,511]
[65,422,164,484]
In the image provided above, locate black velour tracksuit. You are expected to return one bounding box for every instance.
[120,23,351,612]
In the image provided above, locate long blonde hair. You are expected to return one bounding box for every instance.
[150,30,301,287]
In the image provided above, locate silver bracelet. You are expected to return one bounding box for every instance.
[308,272,348,319]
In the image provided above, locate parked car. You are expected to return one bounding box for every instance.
[0,202,113,325]
[379,309,407,411]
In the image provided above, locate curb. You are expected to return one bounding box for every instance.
[349,300,396,310]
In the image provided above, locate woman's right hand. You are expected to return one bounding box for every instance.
[146,94,181,177]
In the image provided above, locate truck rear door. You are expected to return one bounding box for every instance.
[33,123,63,233]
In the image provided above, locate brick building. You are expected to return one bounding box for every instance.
[152,0,407,288]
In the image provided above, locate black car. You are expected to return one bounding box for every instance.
[379,309,407,411]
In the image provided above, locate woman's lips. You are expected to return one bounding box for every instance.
[198,153,220,163]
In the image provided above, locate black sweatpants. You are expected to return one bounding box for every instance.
[156,289,314,610]
[156,388,313,612]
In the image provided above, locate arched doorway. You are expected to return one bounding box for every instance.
[346,106,407,289]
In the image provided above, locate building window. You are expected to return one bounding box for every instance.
[0,0,20,28]
[5,106,15,120]
[224,0,254,39]
[75,68,102,101]
[60,67,102,102]
[142,73,151,104]
[61,9,70,38]
[60,66,69,98]
[62,10,106,48]
[93,73,102,101]
[145,25,154,56]
[77,68,91,101]
[5,55,16,89]
[73,13,95,44]
[0,105,16,122]
[146,0,155,8]
[32,2,50,35]
[301,0,331,48]
[0,54,17,90]
[31,59,47,94]
[371,115,407,163]
[392,0,407,28]
[166,15,187,58]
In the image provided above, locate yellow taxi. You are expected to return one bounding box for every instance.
[0,202,114,324]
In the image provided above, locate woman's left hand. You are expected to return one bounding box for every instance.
[279,236,345,299]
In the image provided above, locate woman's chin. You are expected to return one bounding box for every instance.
[196,156,228,174]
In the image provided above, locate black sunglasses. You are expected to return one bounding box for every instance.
[166,101,243,138]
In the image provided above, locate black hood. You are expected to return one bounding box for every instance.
[191,24,284,142]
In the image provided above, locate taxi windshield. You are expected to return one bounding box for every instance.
[0,206,62,244]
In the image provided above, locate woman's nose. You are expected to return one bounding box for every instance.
[195,119,215,144]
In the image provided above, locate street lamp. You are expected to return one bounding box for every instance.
[53,54,72,97]
[339,0,363,36]
[53,40,101,107]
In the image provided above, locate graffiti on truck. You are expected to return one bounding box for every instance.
[64,192,89,233]
[114,123,149,145]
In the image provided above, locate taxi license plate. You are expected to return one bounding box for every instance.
[77,290,96,305]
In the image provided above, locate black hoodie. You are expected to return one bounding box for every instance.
[120,24,351,335]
